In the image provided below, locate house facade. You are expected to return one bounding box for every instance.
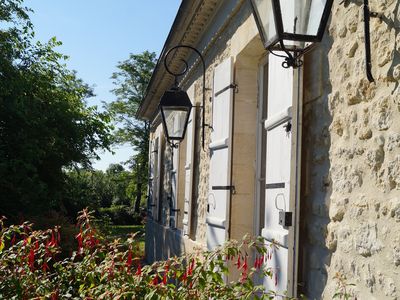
[137,0,400,298]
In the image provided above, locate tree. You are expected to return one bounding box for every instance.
[0,0,112,219]
[63,164,137,224]
[107,51,157,213]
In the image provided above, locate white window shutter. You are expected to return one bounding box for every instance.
[169,117,180,229]
[206,57,234,250]
[182,86,196,236]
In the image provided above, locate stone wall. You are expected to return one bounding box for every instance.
[182,3,257,245]
[146,2,258,254]
[302,0,400,298]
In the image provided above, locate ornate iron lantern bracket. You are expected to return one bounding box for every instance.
[163,45,209,149]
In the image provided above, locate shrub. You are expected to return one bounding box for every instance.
[0,209,286,299]
[99,205,143,225]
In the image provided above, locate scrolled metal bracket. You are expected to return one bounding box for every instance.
[164,45,211,150]
[268,40,304,69]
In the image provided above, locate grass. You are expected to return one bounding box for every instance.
[106,224,145,257]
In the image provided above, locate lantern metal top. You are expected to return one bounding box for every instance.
[250,0,333,68]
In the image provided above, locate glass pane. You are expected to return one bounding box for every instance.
[163,108,189,140]
[306,0,327,35]
[252,0,277,45]
[279,0,326,36]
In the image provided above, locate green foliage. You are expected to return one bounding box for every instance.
[0,210,287,299]
[333,272,356,300]
[107,51,157,213]
[64,164,144,225]
[108,51,156,148]
[0,0,112,219]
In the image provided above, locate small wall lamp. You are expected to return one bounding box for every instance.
[158,45,209,149]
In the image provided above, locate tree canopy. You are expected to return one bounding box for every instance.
[0,0,112,218]
[107,51,157,212]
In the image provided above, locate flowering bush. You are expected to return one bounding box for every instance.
[0,209,286,299]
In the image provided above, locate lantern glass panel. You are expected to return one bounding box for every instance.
[162,107,189,140]
[252,0,277,46]
[280,0,328,36]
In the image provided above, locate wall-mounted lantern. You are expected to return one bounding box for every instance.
[250,0,333,68]
[159,85,192,147]
[159,45,209,149]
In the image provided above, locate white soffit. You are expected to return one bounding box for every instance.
[138,0,246,122]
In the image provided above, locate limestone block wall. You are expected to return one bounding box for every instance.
[186,4,259,245]
[146,2,256,252]
[302,0,400,299]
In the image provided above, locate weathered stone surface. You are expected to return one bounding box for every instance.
[362,263,376,292]
[386,133,400,152]
[393,64,400,81]
[387,156,400,190]
[383,277,397,298]
[389,197,400,221]
[326,222,338,251]
[359,128,372,140]
[366,146,384,170]
[331,165,363,193]
[349,196,369,218]
[329,198,349,222]
[393,244,400,267]
[372,97,392,131]
[354,223,383,257]
[337,225,352,253]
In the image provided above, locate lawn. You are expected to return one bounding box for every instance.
[107,224,145,256]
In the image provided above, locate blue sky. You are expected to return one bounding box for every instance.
[25,0,181,170]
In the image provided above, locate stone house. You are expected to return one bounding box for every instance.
[137,0,400,298]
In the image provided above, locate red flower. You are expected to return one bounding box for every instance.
[190,259,195,271]
[11,235,16,246]
[236,256,241,268]
[239,256,248,282]
[254,256,263,269]
[152,275,159,285]
[50,231,56,247]
[188,259,195,275]
[42,261,49,272]
[181,270,187,282]
[50,291,58,300]
[162,264,169,285]
[135,263,142,276]
[126,249,133,270]
[108,261,115,279]
[76,230,83,252]
[242,256,248,272]
[28,247,35,270]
